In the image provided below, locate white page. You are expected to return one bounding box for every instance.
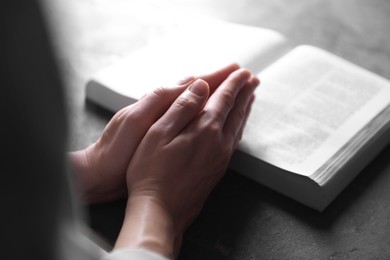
[87,17,289,110]
[239,45,390,176]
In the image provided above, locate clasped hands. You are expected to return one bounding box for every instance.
[69,63,259,259]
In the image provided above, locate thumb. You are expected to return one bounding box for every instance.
[152,79,210,141]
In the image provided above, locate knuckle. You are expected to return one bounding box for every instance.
[208,121,222,136]
[174,94,199,113]
[152,86,168,98]
[220,91,235,110]
[210,109,226,125]
[202,106,225,125]
[179,134,196,148]
[116,106,144,127]
[147,123,171,141]
[100,106,144,141]
[200,120,222,139]
[235,106,247,121]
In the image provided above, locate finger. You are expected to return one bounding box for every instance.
[234,94,255,149]
[198,63,240,94]
[138,76,195,101]
[115,76,196,128]
[203,68,252,125]
[99,77,196,154]
[151,79,210,142]
[224,75,259,143]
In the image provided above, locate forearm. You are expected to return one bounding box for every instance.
[114,195,177,259]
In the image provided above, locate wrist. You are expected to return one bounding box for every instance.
[68,148,102,204]
[114,195,178,259]
[68,149,94,195]
[69,146,127,204]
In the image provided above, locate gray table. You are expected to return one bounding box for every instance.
[47,0,390,259]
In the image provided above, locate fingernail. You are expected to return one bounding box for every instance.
[177,76,195,85]
[189,79,208,97]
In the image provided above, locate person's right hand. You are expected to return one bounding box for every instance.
[114,67,259,258]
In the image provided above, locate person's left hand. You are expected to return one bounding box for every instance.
[69,63,242,203]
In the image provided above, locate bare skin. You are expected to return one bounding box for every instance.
[69,63,245,203]
[69,63,259,259]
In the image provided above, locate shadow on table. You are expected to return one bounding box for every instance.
[178,143,390,259]
[84,98,390,259]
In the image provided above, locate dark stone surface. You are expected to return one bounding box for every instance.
[47,0,390,259]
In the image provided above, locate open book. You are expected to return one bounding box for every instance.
[85,18,390,211]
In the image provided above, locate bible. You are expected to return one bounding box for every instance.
[85,18,390,211]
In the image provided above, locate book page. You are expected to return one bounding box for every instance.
[87,17,290,110]
[239,45,390,176]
